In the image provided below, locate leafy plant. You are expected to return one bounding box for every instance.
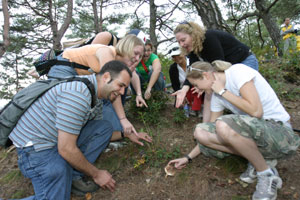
[173,108,188,124]
[128,91,169,126]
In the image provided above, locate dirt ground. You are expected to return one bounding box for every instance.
[0,97,300,200]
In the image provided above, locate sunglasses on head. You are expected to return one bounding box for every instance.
[179,21,192,27]
[187,66,204,73]
[168,46,180,54]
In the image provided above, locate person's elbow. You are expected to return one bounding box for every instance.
[250,108,263,118]
[58,142,76,158]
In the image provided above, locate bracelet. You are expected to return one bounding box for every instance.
[137,94,142,96]
[184,155,192,163]
[121,131,125,138]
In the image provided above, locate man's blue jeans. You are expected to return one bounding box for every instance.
[16,120,113,200]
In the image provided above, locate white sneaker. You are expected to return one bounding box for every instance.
[240,160,278,184]
[252,168,282,200]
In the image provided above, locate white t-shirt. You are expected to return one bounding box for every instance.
[177,64,186,88]
[211,64,290,123]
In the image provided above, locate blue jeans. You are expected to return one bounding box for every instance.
[102,99,123,132]
[16,120,113,200]
[241,53,259,71]
[47,56,77,79]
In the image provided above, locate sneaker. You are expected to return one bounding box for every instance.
[252,168,282,200]
[72,177,99,193]
[71,187,86,196]
[240,160,278,184]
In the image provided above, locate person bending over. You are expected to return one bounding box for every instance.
[169,60,299,200]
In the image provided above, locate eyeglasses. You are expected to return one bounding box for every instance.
[179,21,192,27]
[187,66,204,73]
[168,46,180,54]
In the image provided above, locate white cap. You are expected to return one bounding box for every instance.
[168,43,181,56]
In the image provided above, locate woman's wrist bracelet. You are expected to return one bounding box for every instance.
[119,117,127,121]
[137,94,142,96]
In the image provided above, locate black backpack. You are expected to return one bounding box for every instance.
[0,77,96,148]
[33,49,90,76]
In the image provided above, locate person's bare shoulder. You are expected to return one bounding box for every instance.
[92,32,113,45]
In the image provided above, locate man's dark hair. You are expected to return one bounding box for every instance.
[98,60,132,79]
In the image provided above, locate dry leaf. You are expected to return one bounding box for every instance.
[85,192,92,200]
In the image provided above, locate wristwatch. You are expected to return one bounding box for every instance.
[185,155,192,163]
[218,88,227,96]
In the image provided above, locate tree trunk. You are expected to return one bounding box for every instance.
[50,0,73,50]
[191,0,231,32]
[0,0,10,58]
[254,0,282,56]
[149,0,158,54]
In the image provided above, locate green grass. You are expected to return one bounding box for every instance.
[0,170,22,184]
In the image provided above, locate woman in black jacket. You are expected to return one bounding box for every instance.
[172,21,259,122]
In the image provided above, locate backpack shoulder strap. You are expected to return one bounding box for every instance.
[64,77,96,108]
[55,60,90,71]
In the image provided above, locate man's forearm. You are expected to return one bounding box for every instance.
[59,145,99,178]
[112,96,126,119]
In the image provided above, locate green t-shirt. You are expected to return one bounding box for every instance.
[136,53,159,81]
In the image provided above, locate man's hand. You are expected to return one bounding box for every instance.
[120,118,134,135]
[126,132,152,146]
[120,118,139,137]
[144,88,152,100]
[136,95,148,107]
[93,170,116,192]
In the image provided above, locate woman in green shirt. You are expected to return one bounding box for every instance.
[136,40,165,99]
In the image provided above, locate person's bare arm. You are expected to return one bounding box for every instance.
[212,77,263,118]
[131,71,147,107]
[144,58,162,99]
[94,47,116,73]
[57,130,116,191]
[91,32,113,45]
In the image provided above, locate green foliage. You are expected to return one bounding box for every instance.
[142,144,181,168]
[0,170,22,184]
[128,91,169,126]
[11,190,26,199]
[173,109,188,124]
[216,156,246,175]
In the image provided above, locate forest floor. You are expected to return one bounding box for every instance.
[0,59,300,200]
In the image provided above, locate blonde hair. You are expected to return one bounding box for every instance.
[186,60,232,79]
[211,60,232,72]
[115,34,144,58]
[174,21,206,56]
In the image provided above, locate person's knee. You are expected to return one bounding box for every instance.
[48,159,72,179]
[194,126,208,142]
[215,120,236,143]
[94,120,114,138]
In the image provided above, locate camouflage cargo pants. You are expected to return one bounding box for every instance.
[195,114,300,160]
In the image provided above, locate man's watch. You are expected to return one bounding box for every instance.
[218,88,227,96]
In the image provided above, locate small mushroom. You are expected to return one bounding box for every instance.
[164,164,176,177]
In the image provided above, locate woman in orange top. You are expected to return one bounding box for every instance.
[48,35,147,144]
